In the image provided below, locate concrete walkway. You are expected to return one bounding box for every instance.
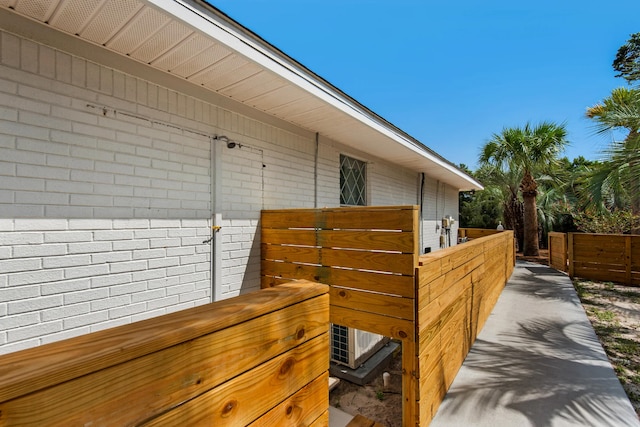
[430,260,640,427]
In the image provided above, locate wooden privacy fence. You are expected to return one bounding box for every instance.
[416,231,515,422]
[548,232,640,285]
[262,205,419,342]
[262,205,420,424]
[261,206,515,425]
[0,281,329,426]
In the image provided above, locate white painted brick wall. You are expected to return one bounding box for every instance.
[369,161,419,206]
[0,218,212,354]
[0,31,213,354]
[419,178,460,253]
[0,29,460,354]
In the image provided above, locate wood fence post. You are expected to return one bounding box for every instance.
[563,233,568,272]
[403,338,418,427]
[567,233,574,279]
[626,235,632,285]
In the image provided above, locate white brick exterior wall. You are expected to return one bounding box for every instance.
[0,30,461,354]
[420,177,460,254]
[0,32,215,353]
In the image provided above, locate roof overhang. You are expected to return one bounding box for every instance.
[0,0,482,191]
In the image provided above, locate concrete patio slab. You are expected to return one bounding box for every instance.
[329,406,355,426]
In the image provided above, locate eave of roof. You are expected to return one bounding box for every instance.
[0,0,482,190]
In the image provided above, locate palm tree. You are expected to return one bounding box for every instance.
[536,172,569,246]
[475,162,524,251]
[480,122,569,256]
[586,87,640,219]
[578,159,632,212]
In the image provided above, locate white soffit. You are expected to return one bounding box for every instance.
[0,0,482,190]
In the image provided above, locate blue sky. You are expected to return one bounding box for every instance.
[210,1,640,170]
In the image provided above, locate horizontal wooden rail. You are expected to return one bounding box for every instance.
[0,281,330,426]
[458,227,503,240]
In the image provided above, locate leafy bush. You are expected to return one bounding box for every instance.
[572,210,640,234]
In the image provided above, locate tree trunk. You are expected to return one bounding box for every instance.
[627,131,640,234]
[631,171,640,235]
[514,201,524,252]
[503,194,524,251]
[520,172,539,256]
[522,193,539,256]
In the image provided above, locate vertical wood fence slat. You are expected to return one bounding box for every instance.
[568,233,575,278]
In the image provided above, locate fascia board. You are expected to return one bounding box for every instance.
[148,0,478,188]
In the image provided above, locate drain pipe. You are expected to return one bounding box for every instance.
[314,132,319,208]
[210,135,223,301]
[419,173,425,253]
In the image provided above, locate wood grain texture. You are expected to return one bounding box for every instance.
[261,206,418,324]
[261,206,418,231]
[262,261,415,298]
[309,410,330,426]
[458,228,503,239]
[260,208,515,426]
[247,373,328,427]
[330,305,414,342]
[0,282,330,427]
[143,334,329,426]
[330,287,414,321]
[262,228,415,253]
[548,232,568,272]
[0,295,329,426]
[402,339,419,427]
[415,230,514,426]
[0,281,327,404]
[262,245,414,275]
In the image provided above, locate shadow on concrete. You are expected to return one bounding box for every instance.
[440,326,630,427]
[506,262,582,307]
[430,261,639,427]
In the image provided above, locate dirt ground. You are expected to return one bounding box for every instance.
[573,278,640,416]
[329,350,404,426]
[329,249,640,423]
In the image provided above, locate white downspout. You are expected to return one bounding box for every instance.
[314,132,319,208]
[211,136,223,302]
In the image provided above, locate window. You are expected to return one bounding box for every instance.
[340,154,366,206]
